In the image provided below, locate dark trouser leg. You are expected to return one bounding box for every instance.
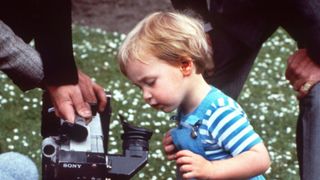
[297,83,320,180]
[205,29,261,100]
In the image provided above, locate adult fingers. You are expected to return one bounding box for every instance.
[298,81,316,99]
[47,85,79,123]
[54,99,76,123]
[286,49,307,81]
[69,85,92,119]
[78,70,97,104]
[292,79,306,91]
[286,49,320,99]
[92,83,107,112]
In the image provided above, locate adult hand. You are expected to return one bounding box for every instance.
[46,70,107,123]
[46,84,90,123]
[77,70,107,113]
[162,131,177,160]
[285,49,320,98]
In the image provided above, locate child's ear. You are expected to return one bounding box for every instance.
[180,58,193,76]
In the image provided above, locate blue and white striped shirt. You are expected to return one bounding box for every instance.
[178,86,262,160]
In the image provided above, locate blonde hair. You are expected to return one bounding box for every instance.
[117,11,213,75]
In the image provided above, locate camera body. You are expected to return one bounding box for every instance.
[41,96,153,180]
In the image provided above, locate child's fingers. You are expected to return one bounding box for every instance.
[176,152,194,165]
[162,132,173,144]
[179,163,197,179]
[162,132,178,160]
[179,163,193,173]
[167,153,177,160]
[164,143,175,153]
[175,149,194,158]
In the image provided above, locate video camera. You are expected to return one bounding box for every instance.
[41,95,153,180]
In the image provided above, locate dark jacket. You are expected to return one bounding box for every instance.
[171,0,320,64]
[0,0,78,86]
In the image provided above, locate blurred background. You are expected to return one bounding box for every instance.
[0,0,300,179]
[72,0,173,33]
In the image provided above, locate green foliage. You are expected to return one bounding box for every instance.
[0,26,299,179]
[238,28,299,179]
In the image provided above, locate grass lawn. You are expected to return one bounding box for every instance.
[0,25,299,179]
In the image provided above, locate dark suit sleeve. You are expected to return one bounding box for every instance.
[0,20,44,91]
[296,0,320,64]
[35,0,78,86]
[281,0,320,65]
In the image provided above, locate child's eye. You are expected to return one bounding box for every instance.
[145,79,155,86]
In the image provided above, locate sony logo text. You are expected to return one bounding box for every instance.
[63,163,82,168]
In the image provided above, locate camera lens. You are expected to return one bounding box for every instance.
[43,144,55,156]
[121,120,153,151]
[42,137,58,158]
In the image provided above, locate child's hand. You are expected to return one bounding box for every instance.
[175,150,213,180]
[162,131,177,160]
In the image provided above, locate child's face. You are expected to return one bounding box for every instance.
[125,55,187,112]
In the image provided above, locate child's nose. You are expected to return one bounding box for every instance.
[143,89,152,101]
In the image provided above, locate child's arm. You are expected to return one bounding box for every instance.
[175,142,270,180]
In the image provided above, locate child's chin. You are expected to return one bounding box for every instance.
[160,107,175,113]
[161,109,171,113]
[152,105,175,113]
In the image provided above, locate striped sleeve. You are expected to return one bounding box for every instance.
[207,99,262,156]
